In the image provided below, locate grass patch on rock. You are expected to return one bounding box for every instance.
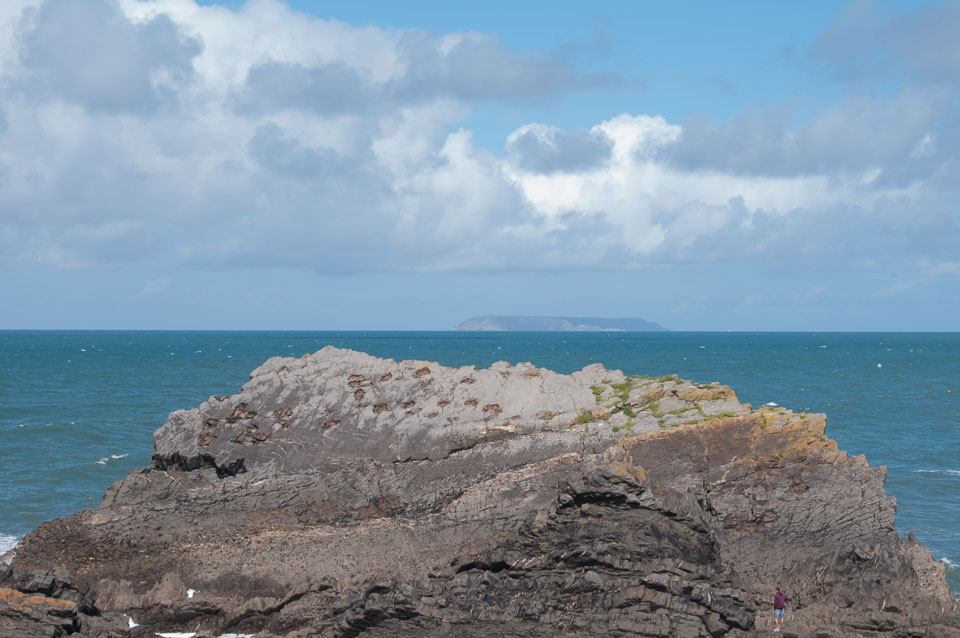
[574,409,595,425]
[590,385,605,404]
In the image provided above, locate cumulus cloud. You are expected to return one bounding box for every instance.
[234,28,609,117]
[391,30,599,103]
[664,90,956,187]
[239,61,376,116]
[249,122,353,177]
[13,0,200,113]
[0,0,957,286]
[506,124,614,174]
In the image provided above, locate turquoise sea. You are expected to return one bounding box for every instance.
[1,330,957,595]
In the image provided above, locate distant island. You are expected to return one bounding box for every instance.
[455,315,667,331]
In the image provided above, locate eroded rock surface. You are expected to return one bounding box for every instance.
[2,347,958,637]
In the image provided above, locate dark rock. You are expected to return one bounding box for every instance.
[3,347,959,637]
[0,586,80,636]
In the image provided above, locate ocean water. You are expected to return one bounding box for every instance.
[1,330,957,595]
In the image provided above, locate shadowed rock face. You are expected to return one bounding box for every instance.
[2,346,958,638]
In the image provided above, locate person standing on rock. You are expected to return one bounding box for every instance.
[773,586,789,632]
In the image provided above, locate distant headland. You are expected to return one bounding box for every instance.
[455,315,667,331]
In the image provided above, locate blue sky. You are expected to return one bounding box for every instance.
[1,0,958,330]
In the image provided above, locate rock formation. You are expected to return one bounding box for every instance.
[2,346,958,637]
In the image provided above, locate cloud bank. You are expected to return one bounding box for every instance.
[0,0,957,291]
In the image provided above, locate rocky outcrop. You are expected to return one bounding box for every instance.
[2,346,958,637]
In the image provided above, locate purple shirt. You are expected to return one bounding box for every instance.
[774,592,787,609]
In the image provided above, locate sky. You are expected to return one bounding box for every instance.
[1,0,958,331]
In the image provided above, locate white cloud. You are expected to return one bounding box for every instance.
[502,112,918,262]
[13,0,200,113]
[505,123,613,174]
[0,0,957,281]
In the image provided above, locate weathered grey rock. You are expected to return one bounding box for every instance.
[2,347,958,637]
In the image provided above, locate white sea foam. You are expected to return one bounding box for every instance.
[0,533,19,556]
[940,557,956,567]
[111,454,128,460]
[914,469,960,476]
[217,634,255,638]
[97,458,108,465]
[764,402,778,407]
[157,633,196,638]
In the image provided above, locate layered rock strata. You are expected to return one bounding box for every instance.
[2,347,958,637]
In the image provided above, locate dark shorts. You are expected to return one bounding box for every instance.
[774,608,785,619]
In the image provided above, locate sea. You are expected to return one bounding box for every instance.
[1,330,957,596]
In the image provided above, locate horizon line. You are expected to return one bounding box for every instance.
[1,328,958,334]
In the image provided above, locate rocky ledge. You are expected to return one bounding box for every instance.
[2,347,958,638]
